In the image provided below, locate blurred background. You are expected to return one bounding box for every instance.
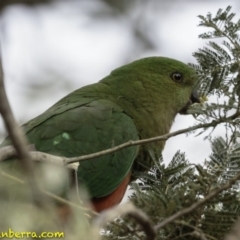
[0,0,239,165]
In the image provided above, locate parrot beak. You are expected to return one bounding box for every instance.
[179,91,200,115]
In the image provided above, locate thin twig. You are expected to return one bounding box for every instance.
[64,111,239,164]
[0,50,43,205]
[154,170,240,231]
[92,202,156,240]
[175,220,217,240]
[0,111,239,167]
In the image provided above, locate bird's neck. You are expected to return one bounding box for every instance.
[79,80,177,144]
[109,85,177,143]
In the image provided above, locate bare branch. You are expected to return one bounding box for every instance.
[1,111,239,167]
[0,49,44,205]
[154,170,240,231]
[65,111,240,164]
[0,145,79,170]
[92,202,156,240]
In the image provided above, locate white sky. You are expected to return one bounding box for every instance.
[0,0,239,169]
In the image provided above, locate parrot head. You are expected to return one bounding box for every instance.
[109,56,200,117]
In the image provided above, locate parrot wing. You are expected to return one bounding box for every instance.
[13,99,139,198]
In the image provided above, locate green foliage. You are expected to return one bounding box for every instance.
[191,6,240,98]
[103,140,240,239]
[103,6,240,239]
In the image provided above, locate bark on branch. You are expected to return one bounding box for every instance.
[0,48,44,205]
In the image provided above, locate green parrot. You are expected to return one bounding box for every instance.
[1,57,199,212]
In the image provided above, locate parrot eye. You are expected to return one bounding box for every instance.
[171,72,183,83]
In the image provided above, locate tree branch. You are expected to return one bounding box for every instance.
[1,111,239,167]
[0,146,80,171]
[64,111,240,164]
[0,48,44,205]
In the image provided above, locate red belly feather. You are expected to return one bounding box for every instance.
[57,171,131,223]
[92,171,131,212]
